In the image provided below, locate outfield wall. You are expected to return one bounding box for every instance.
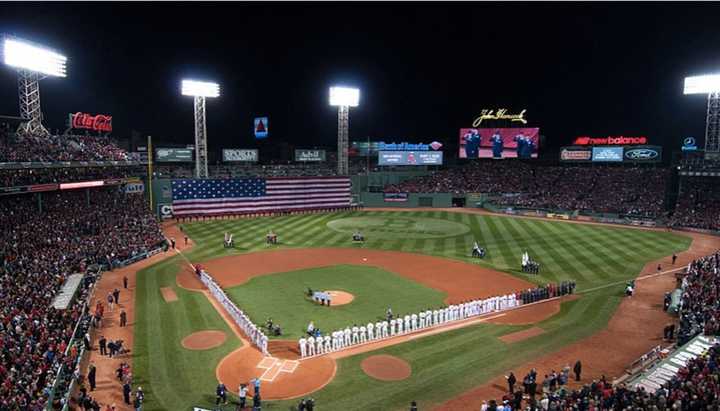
[359,192,453,208]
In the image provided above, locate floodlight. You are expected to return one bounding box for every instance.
[684,74,720,95]
[3,38,67,77]
[181,80,220,98]
[329,87,360,107]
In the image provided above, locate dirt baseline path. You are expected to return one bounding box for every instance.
[178,248,535,305]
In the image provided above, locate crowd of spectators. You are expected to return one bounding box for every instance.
[0,187,164,409]
[385,163,669,217]
[0,133,137,163]
[676,251,720,346]
[671,178,720,232]
[0,166,145,188]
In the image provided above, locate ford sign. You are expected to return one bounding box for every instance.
[624,146,661,162]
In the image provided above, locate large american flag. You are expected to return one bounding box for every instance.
[171,177,351,216]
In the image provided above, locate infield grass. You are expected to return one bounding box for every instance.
[131,210,691,411]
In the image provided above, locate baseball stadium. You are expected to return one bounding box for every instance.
[2,4,720,411]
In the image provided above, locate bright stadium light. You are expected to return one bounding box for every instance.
[181,79,220,179]
[684,73,720,157]
[329,86,360,175]
[181,80,220,98]
[329,86,360,107]
[3,38,67,77]
[2,36,68,136]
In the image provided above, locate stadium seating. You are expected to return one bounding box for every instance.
[385,163,669,218]
[0,188,164,409]
[0,166,146,188]
[0,132,136,162]
[671,178,720,231]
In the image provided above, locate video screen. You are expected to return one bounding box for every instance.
[458,128,540,159]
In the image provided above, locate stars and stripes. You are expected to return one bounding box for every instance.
[171,177,351,216]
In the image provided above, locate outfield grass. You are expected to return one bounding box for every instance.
[132,210,691,410]
[224,265,447,340]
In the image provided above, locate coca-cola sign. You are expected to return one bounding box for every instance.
[70,112,112,132]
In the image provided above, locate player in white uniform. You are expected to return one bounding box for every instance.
[359,325,367,343]
[419,311,426,328]
[375,322,383,339]
[352,325,359,344]
[307,336,315,356]
[299,337,307,358]
[324,335,331,353]
[332,331,340,351]
[381,321,389,338]
[396,316,404,334]
[433,309,439,325]
[404,315,411,331]
[410,313,417,331]
[390,319,396,336]
[344,327,352,347]
[367,322,375,340]
[316,336,324,355]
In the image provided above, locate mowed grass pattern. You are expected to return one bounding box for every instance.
[132,211,691,411]
[225,265,447,340]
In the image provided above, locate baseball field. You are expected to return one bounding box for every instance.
[130,209,692,410]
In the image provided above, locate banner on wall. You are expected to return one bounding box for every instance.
[592,146,624,162]
[560,147,592,162]
[295,149,326,162]
[254,117,268,139]
[383,192,409,202]
[124,183,144,194]
[378,151,443,165]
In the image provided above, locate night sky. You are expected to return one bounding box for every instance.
[1,2,720,156]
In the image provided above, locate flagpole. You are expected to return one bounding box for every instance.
[147,135,153,213]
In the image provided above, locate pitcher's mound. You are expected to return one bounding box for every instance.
[181,330,227,350]
[327,290,354,306]
[361,355,411,381]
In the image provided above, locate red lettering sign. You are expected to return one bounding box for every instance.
[70,112,113,132]
[573,136,647,146]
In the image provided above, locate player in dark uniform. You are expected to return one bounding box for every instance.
[514,132,526,158]
[491,130,504,159]
[522,136,535,158]
[464,129,481,158]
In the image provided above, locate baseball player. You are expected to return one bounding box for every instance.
[396,316,404,334]
[344,327,352,347]
[375,321,383,339]
[352,324,359,344]
[324,335,331,353]
[433,309,439,325]
[390,319,397,336]
[367,322,375,340]
[404,314,411,331]
[337,330,345,349]
[299,337,307,358]
[419,311,426,328]
[307,336,315,356]
[261,335,268,355]
[332,331,340,351]
[359,325,367,343]
[426,309,433,326]
[381,321,389,338]
[316,336,325,355]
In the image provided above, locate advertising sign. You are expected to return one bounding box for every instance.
[560,147,592,162]
[295,149,326,162]
[156,148,194,162]
[458,128,540,159]
[124,183,145,194]
[69,112,113,133]
[254,117,268,139]
[682,137,698,152]
[349,141,442,156]
[383,192,409,202]
[592,146,624,162]
[222,149,259,162]
[624,145,662,162]
[472,109,528,127]
[378,151,444,166]
[573,136,647,146]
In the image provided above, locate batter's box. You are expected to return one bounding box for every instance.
[280,360,299,373]
[257,357,278,369]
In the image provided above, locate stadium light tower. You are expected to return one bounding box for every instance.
[2,37,67,137]
[329,86,360,175]
[684,74,720,157]
[181,79,220,179]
